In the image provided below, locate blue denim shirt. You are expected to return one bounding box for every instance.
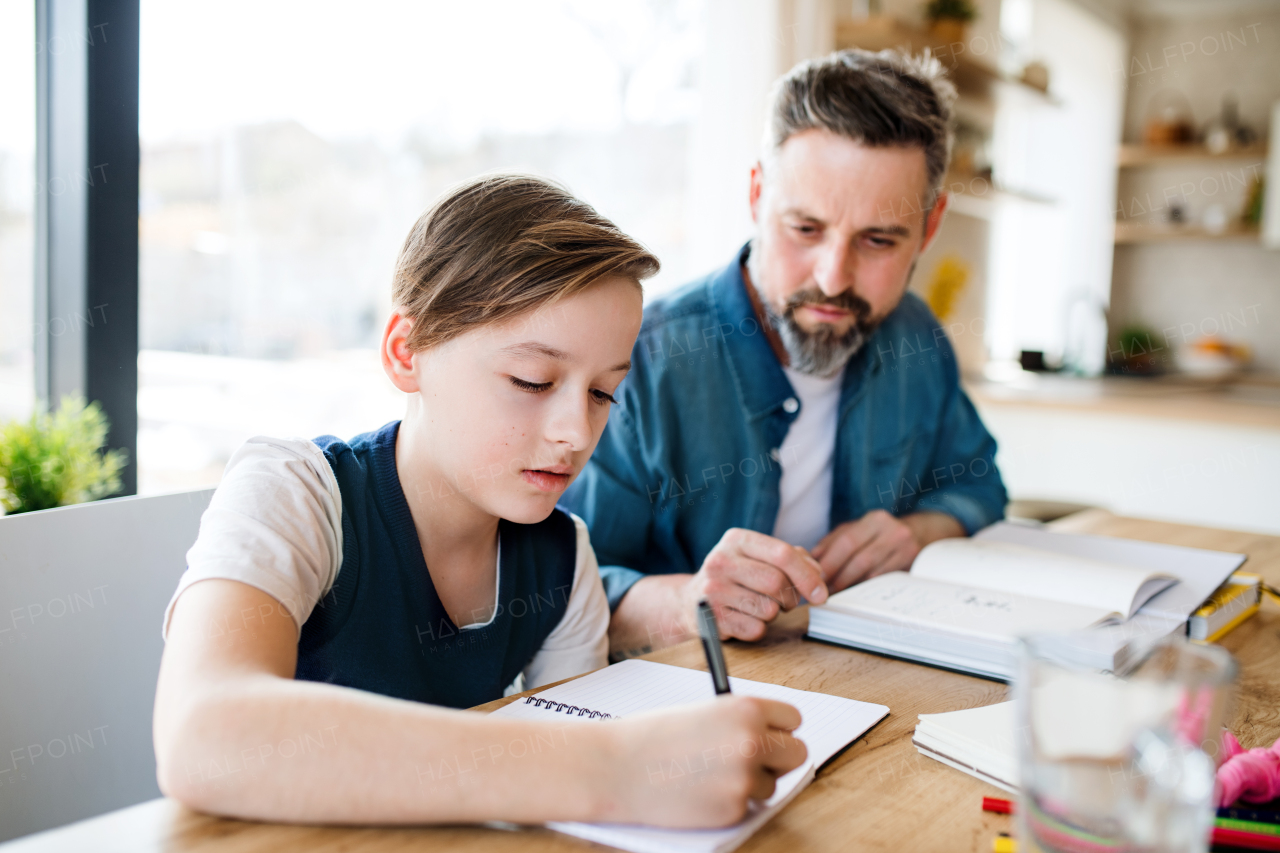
[562,247,1007,609]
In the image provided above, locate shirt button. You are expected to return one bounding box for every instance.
[782,397,799,414]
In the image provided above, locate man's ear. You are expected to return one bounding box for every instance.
[920,192,950,254]
[381,312,420,394]
[748,161,765,224]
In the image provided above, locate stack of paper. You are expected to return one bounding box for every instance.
[912,702,1018,793]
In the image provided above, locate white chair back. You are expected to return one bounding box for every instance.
[0,489,213,842]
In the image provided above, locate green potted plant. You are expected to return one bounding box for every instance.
[0,397,127,515]
[1108,324,1168,377]
[925,0,976,45]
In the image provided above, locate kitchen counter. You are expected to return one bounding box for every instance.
[965,373,1280,431]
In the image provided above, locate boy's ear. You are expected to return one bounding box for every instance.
[381,312,420,393]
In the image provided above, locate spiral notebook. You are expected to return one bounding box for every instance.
[489,659,889,853]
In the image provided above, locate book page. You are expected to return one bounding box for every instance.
[974,521,1244,621]
[821,571,1115,641]
[912,539,1176,619]
[492,658,887,767]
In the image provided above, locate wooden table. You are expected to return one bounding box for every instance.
[5,513,1279,853]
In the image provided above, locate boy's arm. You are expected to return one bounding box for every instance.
[154,578,806,828]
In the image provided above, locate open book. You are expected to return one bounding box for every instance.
[808,526,1196,680]
[489,659,889,853]
[913,538,1177,622]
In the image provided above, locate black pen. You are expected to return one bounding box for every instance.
[696,599,732,695]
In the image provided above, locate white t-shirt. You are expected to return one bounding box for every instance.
[771,367,843,551]
[163,436,610,691]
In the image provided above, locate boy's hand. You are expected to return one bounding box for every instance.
[601,696,807,828]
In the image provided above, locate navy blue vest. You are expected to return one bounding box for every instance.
[297,421,578,709]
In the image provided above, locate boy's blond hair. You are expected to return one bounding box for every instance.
[393,174,659,351]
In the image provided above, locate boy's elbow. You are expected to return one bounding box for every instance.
[153,705,208,811]
[152,690,236,814]
[155,754,197,809]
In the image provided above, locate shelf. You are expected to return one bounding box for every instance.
[1118,143,1269,167]
[1114,221,1260,244]
[948,191,994,220]
[944,172,1057,221]
[834,17,1060,106]
[992,184,1056,205]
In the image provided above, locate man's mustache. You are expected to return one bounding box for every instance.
[782,288,873,326]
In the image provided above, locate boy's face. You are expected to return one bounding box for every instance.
[400,277,643,524]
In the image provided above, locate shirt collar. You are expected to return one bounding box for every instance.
[709,244,796,423]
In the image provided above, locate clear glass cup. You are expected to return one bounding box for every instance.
[1015,634,1237,853]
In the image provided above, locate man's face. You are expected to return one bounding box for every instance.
[747,129,947,376]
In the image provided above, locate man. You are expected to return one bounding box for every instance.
[561,48,1008,656]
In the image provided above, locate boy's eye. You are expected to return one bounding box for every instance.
[510,377,616,406]
[510,377,553,393]
[591,389,619,406]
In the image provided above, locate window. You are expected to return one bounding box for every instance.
[137,0,704,493]
[0,2,36,423]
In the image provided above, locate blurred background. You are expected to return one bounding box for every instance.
[1,0,1277,532]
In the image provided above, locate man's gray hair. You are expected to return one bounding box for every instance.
[763,48,957,210]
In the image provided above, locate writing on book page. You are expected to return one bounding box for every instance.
[827,572,1115,641]
[913,539,1176,618]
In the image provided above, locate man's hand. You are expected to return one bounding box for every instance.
[683,528,829,642]
[812,510,964,592]
[608,516,961,655]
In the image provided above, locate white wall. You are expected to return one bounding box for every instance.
[685,0,779,277]
[986,0,1126,373]
[684,0,836,279]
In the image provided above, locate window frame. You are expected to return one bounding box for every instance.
[34,0,140,494]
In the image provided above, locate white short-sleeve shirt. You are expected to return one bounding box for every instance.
[164,436,610,691]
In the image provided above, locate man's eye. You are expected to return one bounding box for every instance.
[792,224,818,235]
[590,389,619,406]
[867,236,896,248]
[510,377,553,393]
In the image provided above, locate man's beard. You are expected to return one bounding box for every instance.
[759,287,880,378]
